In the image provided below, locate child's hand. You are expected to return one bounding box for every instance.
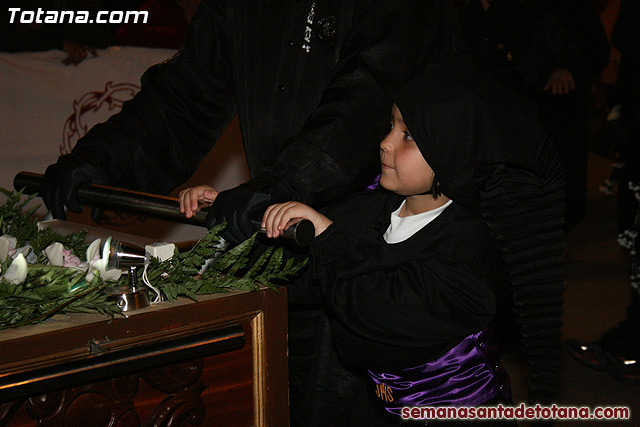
[179,185,219,218]
[262,202,333,238]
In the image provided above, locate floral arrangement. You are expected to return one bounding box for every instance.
[0,189,307,329]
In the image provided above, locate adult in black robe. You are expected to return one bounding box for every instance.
[40,0,465,244]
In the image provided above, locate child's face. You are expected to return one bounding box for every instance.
[379,104,435,196]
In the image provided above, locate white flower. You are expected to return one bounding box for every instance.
[84,239,121,282]
[43,242,64,266]
[86,239,102,263]
[2,253,28,284]
[86,258,122,282]
[0,235,17,262]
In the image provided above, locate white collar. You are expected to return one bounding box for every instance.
[383,199,453,244]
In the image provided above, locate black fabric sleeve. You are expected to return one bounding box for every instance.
[476,140,565,404]
[264,0,468,204]
[310,221,496,349]
[69,0,237,194]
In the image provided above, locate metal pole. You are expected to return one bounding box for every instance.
[14,171,314,246]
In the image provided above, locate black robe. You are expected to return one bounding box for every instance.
[67,0,464,205]
[311,189,506,372]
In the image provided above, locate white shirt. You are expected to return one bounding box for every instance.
[383,199,453,244]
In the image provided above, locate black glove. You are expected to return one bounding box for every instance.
[41,152,109,220]
[206,175,292,246]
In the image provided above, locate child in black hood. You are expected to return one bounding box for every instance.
[263,61,564,424]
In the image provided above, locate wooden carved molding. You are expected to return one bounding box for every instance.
[24,375,140,426]
[0,360,208,426]
[140,359,204,394]
[143,381,207,427]
[141,359,207,427]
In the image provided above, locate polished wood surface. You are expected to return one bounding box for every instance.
[0,288,289,426]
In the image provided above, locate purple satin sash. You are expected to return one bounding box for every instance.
[368,328,510,416]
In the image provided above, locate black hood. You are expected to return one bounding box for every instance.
[395,61,544,210]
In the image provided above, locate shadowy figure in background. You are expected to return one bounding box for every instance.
[537,0,610,230]
[568,0,640,386]
[456,0,609,230]
[455,0,579,95]
[0,0,111,65]
[456,0,541,93]
[113,0,202,49]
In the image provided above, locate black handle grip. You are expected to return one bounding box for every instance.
[13,171,314,246]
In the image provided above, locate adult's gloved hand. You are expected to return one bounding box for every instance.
[41,152,110,220]
[206,175,292,246]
